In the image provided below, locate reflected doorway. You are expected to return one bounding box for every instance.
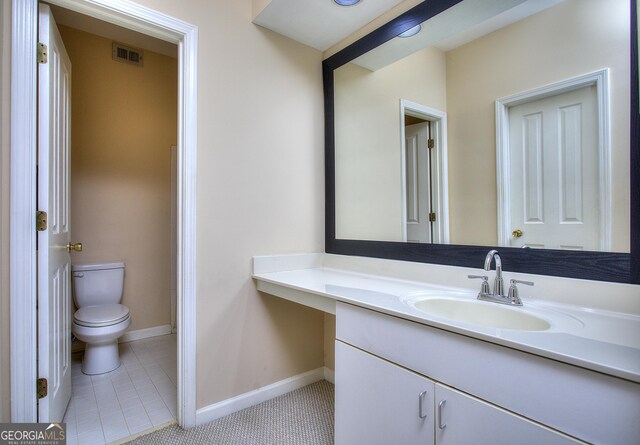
[496,70,611,251]
[400,100,450,244]
[404,118,433,243]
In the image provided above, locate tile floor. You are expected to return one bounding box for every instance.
[64,334,177,445]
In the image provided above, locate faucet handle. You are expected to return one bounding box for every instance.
[507,279,534,303]
[468,275,490,294]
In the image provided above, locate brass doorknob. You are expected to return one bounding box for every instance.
[512,229,523,238]
[67,242,83,252]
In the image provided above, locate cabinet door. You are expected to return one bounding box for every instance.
[435,385,583,445]
[335,341,435,445]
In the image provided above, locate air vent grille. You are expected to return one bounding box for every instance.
[112,43,144,67]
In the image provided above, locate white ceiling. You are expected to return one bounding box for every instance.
[50,4,178,58]
[252,0,408,52]
[351,0,562,71]
[253,0,563,68]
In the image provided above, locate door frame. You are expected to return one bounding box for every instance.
[10,0,198,428]
[399,99,450,244]
[495,69,611,249]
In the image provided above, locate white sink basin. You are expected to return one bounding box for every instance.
[412,297,551,331]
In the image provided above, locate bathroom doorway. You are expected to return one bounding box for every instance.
[10,0,197,430]
[44,4,179,440]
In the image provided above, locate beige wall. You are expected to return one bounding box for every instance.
[0,0,11,424]
[445,0,630,249]
[127,0,326,409]
[335,47,447,241]
[58,25,176,332]
[251,0,272,20]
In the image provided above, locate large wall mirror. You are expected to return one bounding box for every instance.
[324,0,639,284]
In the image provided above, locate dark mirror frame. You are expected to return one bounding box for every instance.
[323,0,639,284]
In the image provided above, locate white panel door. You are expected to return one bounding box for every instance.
[405,122,432,243]
[508,86,599,250]
[435,384,582,445]
[37,3,72,423]
[335,341,435,445]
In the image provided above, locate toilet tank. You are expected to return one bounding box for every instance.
[72,261,125,307]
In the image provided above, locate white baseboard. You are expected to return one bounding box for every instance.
[120,324,173,343]
[195,367,326,426]
[323,367,335,384]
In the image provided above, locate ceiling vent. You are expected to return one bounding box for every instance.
[112,43,144,67]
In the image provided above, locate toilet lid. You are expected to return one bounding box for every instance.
[74,304,130,327]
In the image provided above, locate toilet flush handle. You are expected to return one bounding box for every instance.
[67,242,83,252]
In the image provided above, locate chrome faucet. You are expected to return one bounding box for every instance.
[484,249,504,297]
[467,249,531,306]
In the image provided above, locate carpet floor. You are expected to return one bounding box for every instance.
[124,380,335,445]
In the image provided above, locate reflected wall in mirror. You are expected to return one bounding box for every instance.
[334,0,630,253]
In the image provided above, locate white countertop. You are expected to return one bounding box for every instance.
[253,255,640,383]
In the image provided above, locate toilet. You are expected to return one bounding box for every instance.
[72,261,131,375]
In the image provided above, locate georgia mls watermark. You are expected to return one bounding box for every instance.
[0,423,66,445]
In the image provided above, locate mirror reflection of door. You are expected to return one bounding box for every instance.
[405,118,434,243]
[400,101,449,245]
[508,85,602,250]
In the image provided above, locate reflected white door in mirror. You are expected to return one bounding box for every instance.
[496,69,611,251]
[404,122,431,242]
[400,100,449,244]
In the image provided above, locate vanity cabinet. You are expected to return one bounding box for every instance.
[335,301,640,445]
[335,341,435,445]
[336,341,580,444]
[433,384,579,445]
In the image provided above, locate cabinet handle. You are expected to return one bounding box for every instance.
[438,400,447,429]
[418,391,428,419]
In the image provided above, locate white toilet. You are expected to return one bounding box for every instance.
[72,261,131,375]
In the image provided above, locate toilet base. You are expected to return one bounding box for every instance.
[82,340,121,375]
[72,316,130,375]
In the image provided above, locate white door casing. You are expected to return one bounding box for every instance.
[508,86,599,250]
[10,0,39,422]
[400,100,450,244]
[170,145,177,333]
[405,122,432,243]
[496,68,611,251]
[10,0,198,427]
[37,4,73,422]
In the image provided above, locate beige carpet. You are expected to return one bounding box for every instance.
[124,380,334,444]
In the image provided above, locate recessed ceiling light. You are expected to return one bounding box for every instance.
[334,0,362,6]
[398,24,422,38]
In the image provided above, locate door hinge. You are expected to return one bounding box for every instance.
[427,139,435,149]
[429,212,436,222]
[37,43,48,64]
[37,378,48,399]
[36,211,48,231]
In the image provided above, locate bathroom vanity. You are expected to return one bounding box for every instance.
[252,0,640,443]
[336,303,635,444]
[253,253,640,445]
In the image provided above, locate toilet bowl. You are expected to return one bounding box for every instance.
[72,262,131,375]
